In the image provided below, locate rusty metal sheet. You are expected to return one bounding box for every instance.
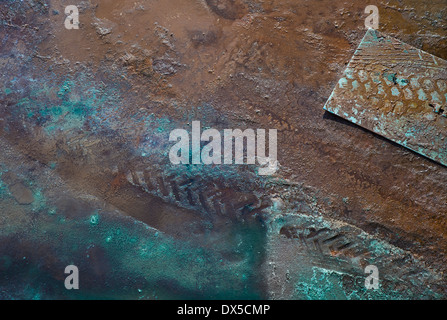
[1,0,447,300]
[324,29,447,166]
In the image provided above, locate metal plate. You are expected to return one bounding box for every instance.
[324,29,447,166]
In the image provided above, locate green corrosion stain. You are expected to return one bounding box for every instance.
[383,73,396,85]
[57,80,74,98]
[89,213,100,226]
[295,267,349,300]
[293,266,405,300]
[0,205,266,299]
[417,89,427,101]
[369,239,393,256]
[13,75,119,136]
[431,91,442,104]
[371,72,381,84]
[345,68,354,80]
[30,187,46,212]
[410,77,419,88]
[396,78,408,87]
[338,78,348,88]
[51,106,63,116]
[155,118,172,133]
[0,173,7,197]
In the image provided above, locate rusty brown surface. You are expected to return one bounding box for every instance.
[324,29,447,167]
[0,0,446,299]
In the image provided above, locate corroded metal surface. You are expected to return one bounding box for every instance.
[0,0,446,300]
[324,29,447,166]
